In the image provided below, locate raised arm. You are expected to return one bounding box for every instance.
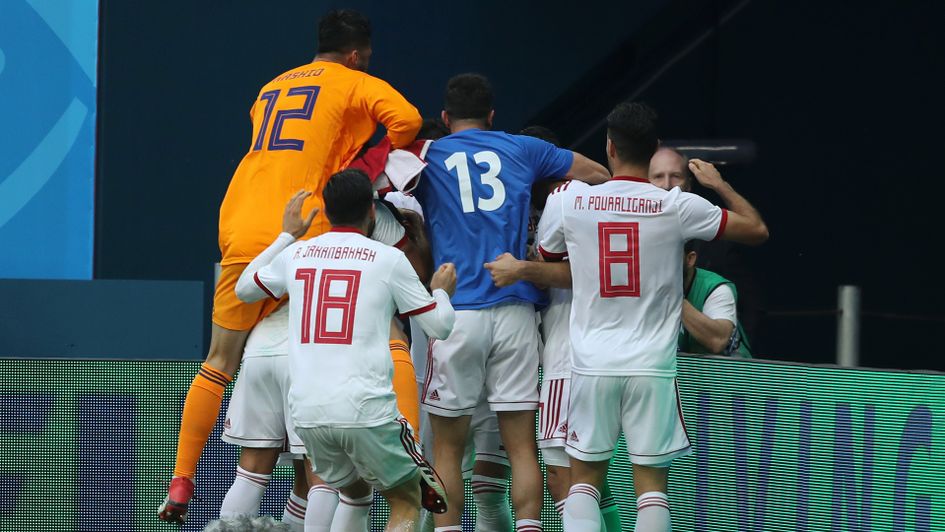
[564,152,610,185]
[362,76,423,148]
[689,159,769,245]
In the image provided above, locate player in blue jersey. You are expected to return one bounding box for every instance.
[414,73,610,532]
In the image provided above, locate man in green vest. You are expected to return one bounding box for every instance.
[680,239,753,357]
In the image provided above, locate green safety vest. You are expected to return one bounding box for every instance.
[679,268,753,358]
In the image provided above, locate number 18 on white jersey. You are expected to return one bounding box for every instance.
[248,228,455,429]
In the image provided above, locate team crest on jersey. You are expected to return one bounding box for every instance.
[428,389,440,401]
[569,430,579,442]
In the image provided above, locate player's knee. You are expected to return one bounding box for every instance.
[206,326,250,375]
[338,478,372,500]
[632,463,669,495]
[237,447,280,474]
[429,416,470,448]
[546,465,570,501]
[472,459,508,480]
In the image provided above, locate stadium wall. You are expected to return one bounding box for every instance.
[0,356,939,531]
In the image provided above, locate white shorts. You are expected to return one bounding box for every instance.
[421,303,540,417]
[298,417,421,491]
[565,374,691,466]
[222,355,305,455]
[538,377,571,467]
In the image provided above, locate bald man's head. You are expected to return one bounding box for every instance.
[649,147,692,192]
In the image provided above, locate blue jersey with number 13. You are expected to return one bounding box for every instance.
[415,129,573,310]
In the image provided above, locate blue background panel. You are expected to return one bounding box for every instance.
[0,0,98,280]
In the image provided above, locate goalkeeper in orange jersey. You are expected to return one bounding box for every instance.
[159,9,423,523]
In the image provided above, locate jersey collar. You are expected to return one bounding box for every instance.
[611,175,649,183]
[329,226,366,236]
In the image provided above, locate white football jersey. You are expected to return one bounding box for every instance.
[539,176,726,377]
[251,228,453,428]
[534,182,590,380]
[538,286,573,380]
[370,199,408,248]
[242,304,289,359]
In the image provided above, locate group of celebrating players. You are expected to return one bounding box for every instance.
[158,8,768,532]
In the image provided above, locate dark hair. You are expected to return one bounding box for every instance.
[444,73,493,121]
[684,239,701,254]
[519,125,561,147]
[606,101,658,166]
[322,169,373,226]
[317,9,371,54]
[418,117,450,140]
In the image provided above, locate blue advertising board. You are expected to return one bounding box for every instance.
[0,0,98,279]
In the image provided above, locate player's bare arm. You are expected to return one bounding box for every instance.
[484,252,572,289]
[563,152,611,184]
[681,300,736,354]
[689,158,769,245]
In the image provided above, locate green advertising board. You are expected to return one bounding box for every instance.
[0,356,940,530]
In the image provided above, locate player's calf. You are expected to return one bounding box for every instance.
[382,473,421,532]
[495,410,543,527]
[428,413,472,528]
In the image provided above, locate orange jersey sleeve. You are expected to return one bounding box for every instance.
[358,75,422,148]
[218,62,420,266]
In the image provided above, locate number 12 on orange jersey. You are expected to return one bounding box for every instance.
[598,222,640,298]
[295,268,361,344]
[253,86,321,152]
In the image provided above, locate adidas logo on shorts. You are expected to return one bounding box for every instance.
[569,430,579,442]
[556,422,568,434]
[428,390,440,401]
[224,418,231,429]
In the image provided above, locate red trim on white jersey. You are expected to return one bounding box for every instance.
[399,301,436,317]
[329,226,366,235]
[393,233,409,249]
[713,209,729,241]
[611,175,649,183]
[253,272,278,300]
[538,245,567,262]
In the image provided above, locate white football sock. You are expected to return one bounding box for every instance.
[281,491,307,531]
[305,485,339,532]
[634,491,671,532]
[515,518,542,531]
[219,466,270,517]
[562,483,601,532]
[471,475,512,532]
[329,491,372,532]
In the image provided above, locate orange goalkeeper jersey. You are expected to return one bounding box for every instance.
[218,61,421,265]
